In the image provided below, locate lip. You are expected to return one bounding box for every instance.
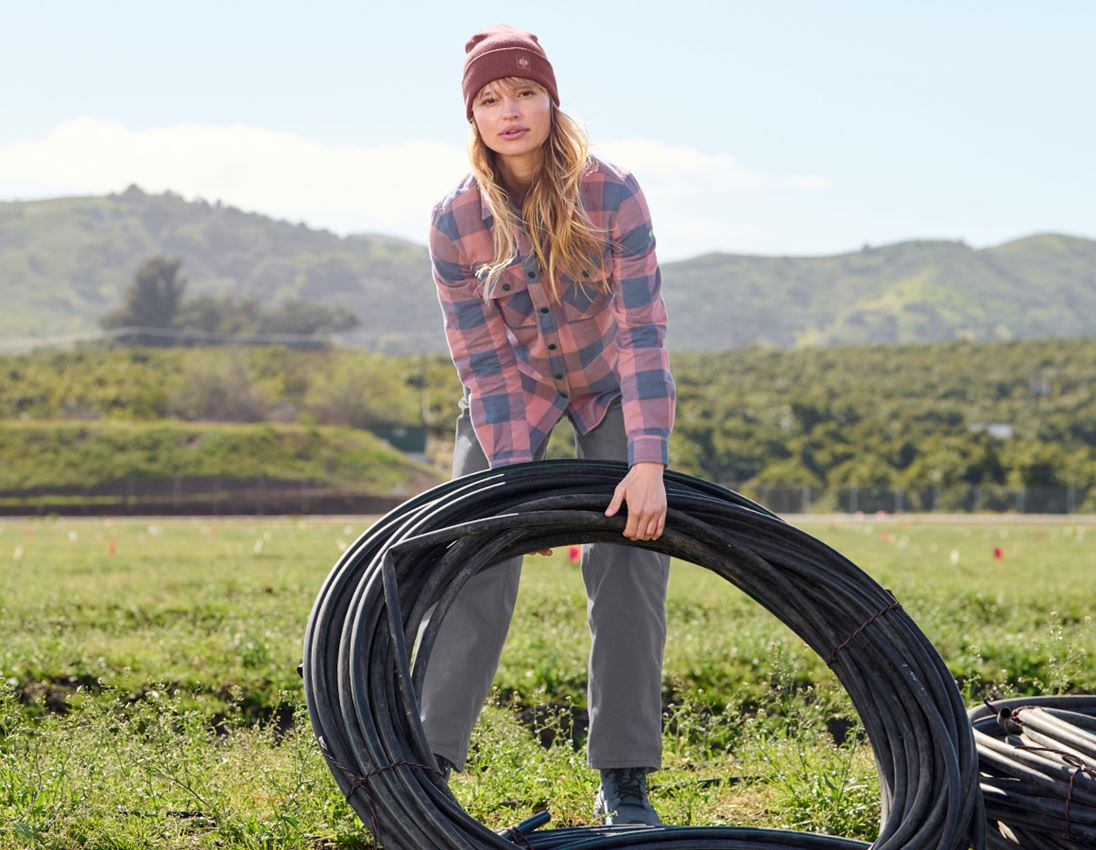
[499,127,528,140]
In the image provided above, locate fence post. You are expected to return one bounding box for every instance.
[126,476,135,515]
[802,484,811,514]
[1017,488,1025,515]
[1067,486,1075,514]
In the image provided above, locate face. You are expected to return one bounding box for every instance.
[471,78,552,163]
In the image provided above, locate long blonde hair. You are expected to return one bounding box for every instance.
[469,78,608,301]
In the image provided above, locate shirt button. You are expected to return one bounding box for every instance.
[539,307,549,314]
[501,283,511,291]
[560,392,569,398]
[527,270,536,279]
[554,373,563,380]
[547,343,557,350]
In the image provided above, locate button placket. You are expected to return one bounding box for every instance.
[523,258,569,401]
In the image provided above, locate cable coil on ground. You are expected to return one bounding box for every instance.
[302,460,984,850]
[970,695,1096,849]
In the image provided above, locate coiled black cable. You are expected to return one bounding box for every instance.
[969,695,1096,849]
[302,460,984,850]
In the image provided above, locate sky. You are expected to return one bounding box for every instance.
[1,1,1093,261]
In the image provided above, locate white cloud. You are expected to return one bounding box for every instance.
[0,118,829,259]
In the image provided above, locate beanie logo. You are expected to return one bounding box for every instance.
[517,56,530,70]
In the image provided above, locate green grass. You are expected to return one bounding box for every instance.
[1,515,1093,848]
[0,419,438,493]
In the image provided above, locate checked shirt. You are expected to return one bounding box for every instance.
[429,156,675,468]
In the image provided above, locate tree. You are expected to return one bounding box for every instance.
[174,295,261,338]
[100,256,187,345]
[257,300,360,337]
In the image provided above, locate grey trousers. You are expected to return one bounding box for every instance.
[419,400,670,771]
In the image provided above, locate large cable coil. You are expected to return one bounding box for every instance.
[302,460,984,849]
[970,695,1096,849]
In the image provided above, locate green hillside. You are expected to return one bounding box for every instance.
[1,188,1094,352]
[0,419,437,494]
[0,187,435,354]
[665,234,1096,348]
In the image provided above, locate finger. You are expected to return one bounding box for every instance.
[605,484,626,517]
[537,548,553,556]
[641,516,659,541]
[624,512,640,539]
[654,514,665,539]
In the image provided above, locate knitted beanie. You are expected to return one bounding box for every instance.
[462,24,559,121]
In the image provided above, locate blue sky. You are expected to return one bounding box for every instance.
[2,0,1093,260]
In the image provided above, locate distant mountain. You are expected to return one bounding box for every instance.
[0,186,436,354]
[2,187,1094,352]
[666,234,1096,348]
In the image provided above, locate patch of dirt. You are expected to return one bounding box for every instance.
[512,702,590,751]
[18,674,103,715]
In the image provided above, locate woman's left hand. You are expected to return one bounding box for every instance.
[604,462,667,541]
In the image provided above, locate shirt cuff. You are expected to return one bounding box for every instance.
[627,437,668,467]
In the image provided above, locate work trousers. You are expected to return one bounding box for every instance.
[419,399,670,771]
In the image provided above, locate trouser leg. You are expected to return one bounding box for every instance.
[576,402,670,770]
[418,404,544,771]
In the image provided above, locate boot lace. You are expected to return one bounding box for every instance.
[608,768,648,808]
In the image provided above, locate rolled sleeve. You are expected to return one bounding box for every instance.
[609,174,676,467]
[430,205,532,467]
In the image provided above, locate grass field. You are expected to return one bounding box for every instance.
[1,514,1093,849]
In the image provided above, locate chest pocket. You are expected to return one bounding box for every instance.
[560,266,612,323]
[488,266,537,329]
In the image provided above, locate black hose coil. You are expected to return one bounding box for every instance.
[969,695,1096,849]
[302,460,984,850]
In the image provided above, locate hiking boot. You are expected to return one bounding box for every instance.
[593,767,662,826]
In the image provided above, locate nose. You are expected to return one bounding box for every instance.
[501,96,520,117]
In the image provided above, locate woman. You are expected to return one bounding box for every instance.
[422,23,675,827]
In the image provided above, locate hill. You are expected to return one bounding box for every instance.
[666,234,1096,348]
[0,187,435,354]
[1,188,1094,351]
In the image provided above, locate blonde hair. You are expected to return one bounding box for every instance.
[469,77,608,301]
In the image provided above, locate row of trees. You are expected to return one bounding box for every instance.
[99,257,359,347]
[3,339,1095,504]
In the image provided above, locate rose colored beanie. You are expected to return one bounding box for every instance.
[462,24,559,121]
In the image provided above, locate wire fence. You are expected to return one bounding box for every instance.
[0,476,1092,517]
[0,476,409,517]
[729,483,1093,516]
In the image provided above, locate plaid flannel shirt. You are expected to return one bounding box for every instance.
[429,156,675,468]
